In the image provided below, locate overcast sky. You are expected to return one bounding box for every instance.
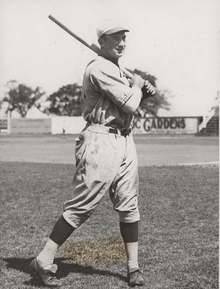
[0,0,219,116]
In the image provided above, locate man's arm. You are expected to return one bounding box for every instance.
[123,74,156,113]
[90,68,145,113]
[122,87,143,112]
[122,74,145,113]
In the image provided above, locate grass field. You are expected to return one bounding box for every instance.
[0,135,219,288]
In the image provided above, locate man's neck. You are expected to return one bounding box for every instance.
[98,50,119,66]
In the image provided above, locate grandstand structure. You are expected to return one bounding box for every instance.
[198,107,219,136]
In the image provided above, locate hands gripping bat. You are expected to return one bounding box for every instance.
[48,15,155,96]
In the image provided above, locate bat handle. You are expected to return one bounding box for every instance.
[90,43,100,54]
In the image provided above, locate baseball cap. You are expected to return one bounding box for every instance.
[97,21,129,38]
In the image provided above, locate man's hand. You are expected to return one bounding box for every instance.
[130,74,145,89]
[130,74,156,96]
[141,80,156,102]
[144,80,156,95]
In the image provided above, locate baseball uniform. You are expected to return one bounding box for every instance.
[63,55,141,228]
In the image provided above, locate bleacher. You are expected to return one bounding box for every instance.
[200,116,219,136]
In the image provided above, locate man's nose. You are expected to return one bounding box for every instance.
[118,39,126,46]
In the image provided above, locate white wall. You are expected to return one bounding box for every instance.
[5,116,200,135]
[51,117,86,134]
[52,116,199,135]
[10,118,51,134]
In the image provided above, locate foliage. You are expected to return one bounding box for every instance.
[211,92,219,116]
[3,80,45,118]
[130,68,157,87]
[140,89,172,117]
[128,69,172,116]
[44,84,82,116]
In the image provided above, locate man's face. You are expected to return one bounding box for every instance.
[100,31,127,60]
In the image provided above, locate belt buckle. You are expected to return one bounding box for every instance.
[121,128,130,136]
[109,127,118,134]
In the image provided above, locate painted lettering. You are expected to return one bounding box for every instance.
[164,118,170,129]
[143,119,151,132]
[158,118,163,129]
[180,118,186,129]
[133,117,190,132]
[151,119,157,129]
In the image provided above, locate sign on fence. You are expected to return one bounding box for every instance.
[0,119,7,130]
[133,117,199,134]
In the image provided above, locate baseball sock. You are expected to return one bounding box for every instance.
[37,215,75,268]
[124,242,139,273]
[49,215,75,246]
[37,238,59,269]
[120,221,139,273]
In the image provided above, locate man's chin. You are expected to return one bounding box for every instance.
[114,52,124,58]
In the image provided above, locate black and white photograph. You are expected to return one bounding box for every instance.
[0,0,219,288]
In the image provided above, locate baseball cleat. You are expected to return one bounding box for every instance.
[30,258,62,287]
[127,269,146,287]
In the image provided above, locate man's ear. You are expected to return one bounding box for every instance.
[98,37,105,48]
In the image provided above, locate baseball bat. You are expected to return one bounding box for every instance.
[48,15,133,79]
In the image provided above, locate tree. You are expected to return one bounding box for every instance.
[211,91,219,116]
[44,84,82,116]
[3,80,45,117]
[127,69,171,116]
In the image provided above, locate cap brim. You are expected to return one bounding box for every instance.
[105,26,129,35]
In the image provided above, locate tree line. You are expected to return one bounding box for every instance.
[1,69,172,118]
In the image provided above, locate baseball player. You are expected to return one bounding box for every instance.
[30,22,155,287]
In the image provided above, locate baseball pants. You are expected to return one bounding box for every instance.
[63,123,140,228]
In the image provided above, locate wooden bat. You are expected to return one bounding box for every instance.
[48,15,133,79]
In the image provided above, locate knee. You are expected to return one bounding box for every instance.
[63,210,91,229]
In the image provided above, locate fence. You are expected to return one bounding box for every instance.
[1,116,202,135]
[9,118,51,134]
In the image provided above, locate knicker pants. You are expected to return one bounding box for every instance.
[63,124,140,228]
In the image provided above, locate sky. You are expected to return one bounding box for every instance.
[0,0,219,117]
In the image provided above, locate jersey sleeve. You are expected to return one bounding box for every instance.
[90,64,141,109]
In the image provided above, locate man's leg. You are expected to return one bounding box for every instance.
[120,221,145,287]
[31,129,119,286]
[37,215,75,267]
[120,221,139,272]
[30,215,75,286]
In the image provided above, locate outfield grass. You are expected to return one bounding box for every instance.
[0,134,218,166]
[0,162,218,288]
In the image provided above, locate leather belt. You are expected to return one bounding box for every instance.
[109,127,132,137]
[87,123,132,137]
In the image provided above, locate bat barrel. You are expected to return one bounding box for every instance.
[48,15,93,52]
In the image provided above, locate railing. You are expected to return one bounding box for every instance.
[198,109,216,131]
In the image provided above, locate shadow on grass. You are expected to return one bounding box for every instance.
[3,257,126,287]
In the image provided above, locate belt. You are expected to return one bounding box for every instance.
[87,123,132,137]
[109,127,132,137]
